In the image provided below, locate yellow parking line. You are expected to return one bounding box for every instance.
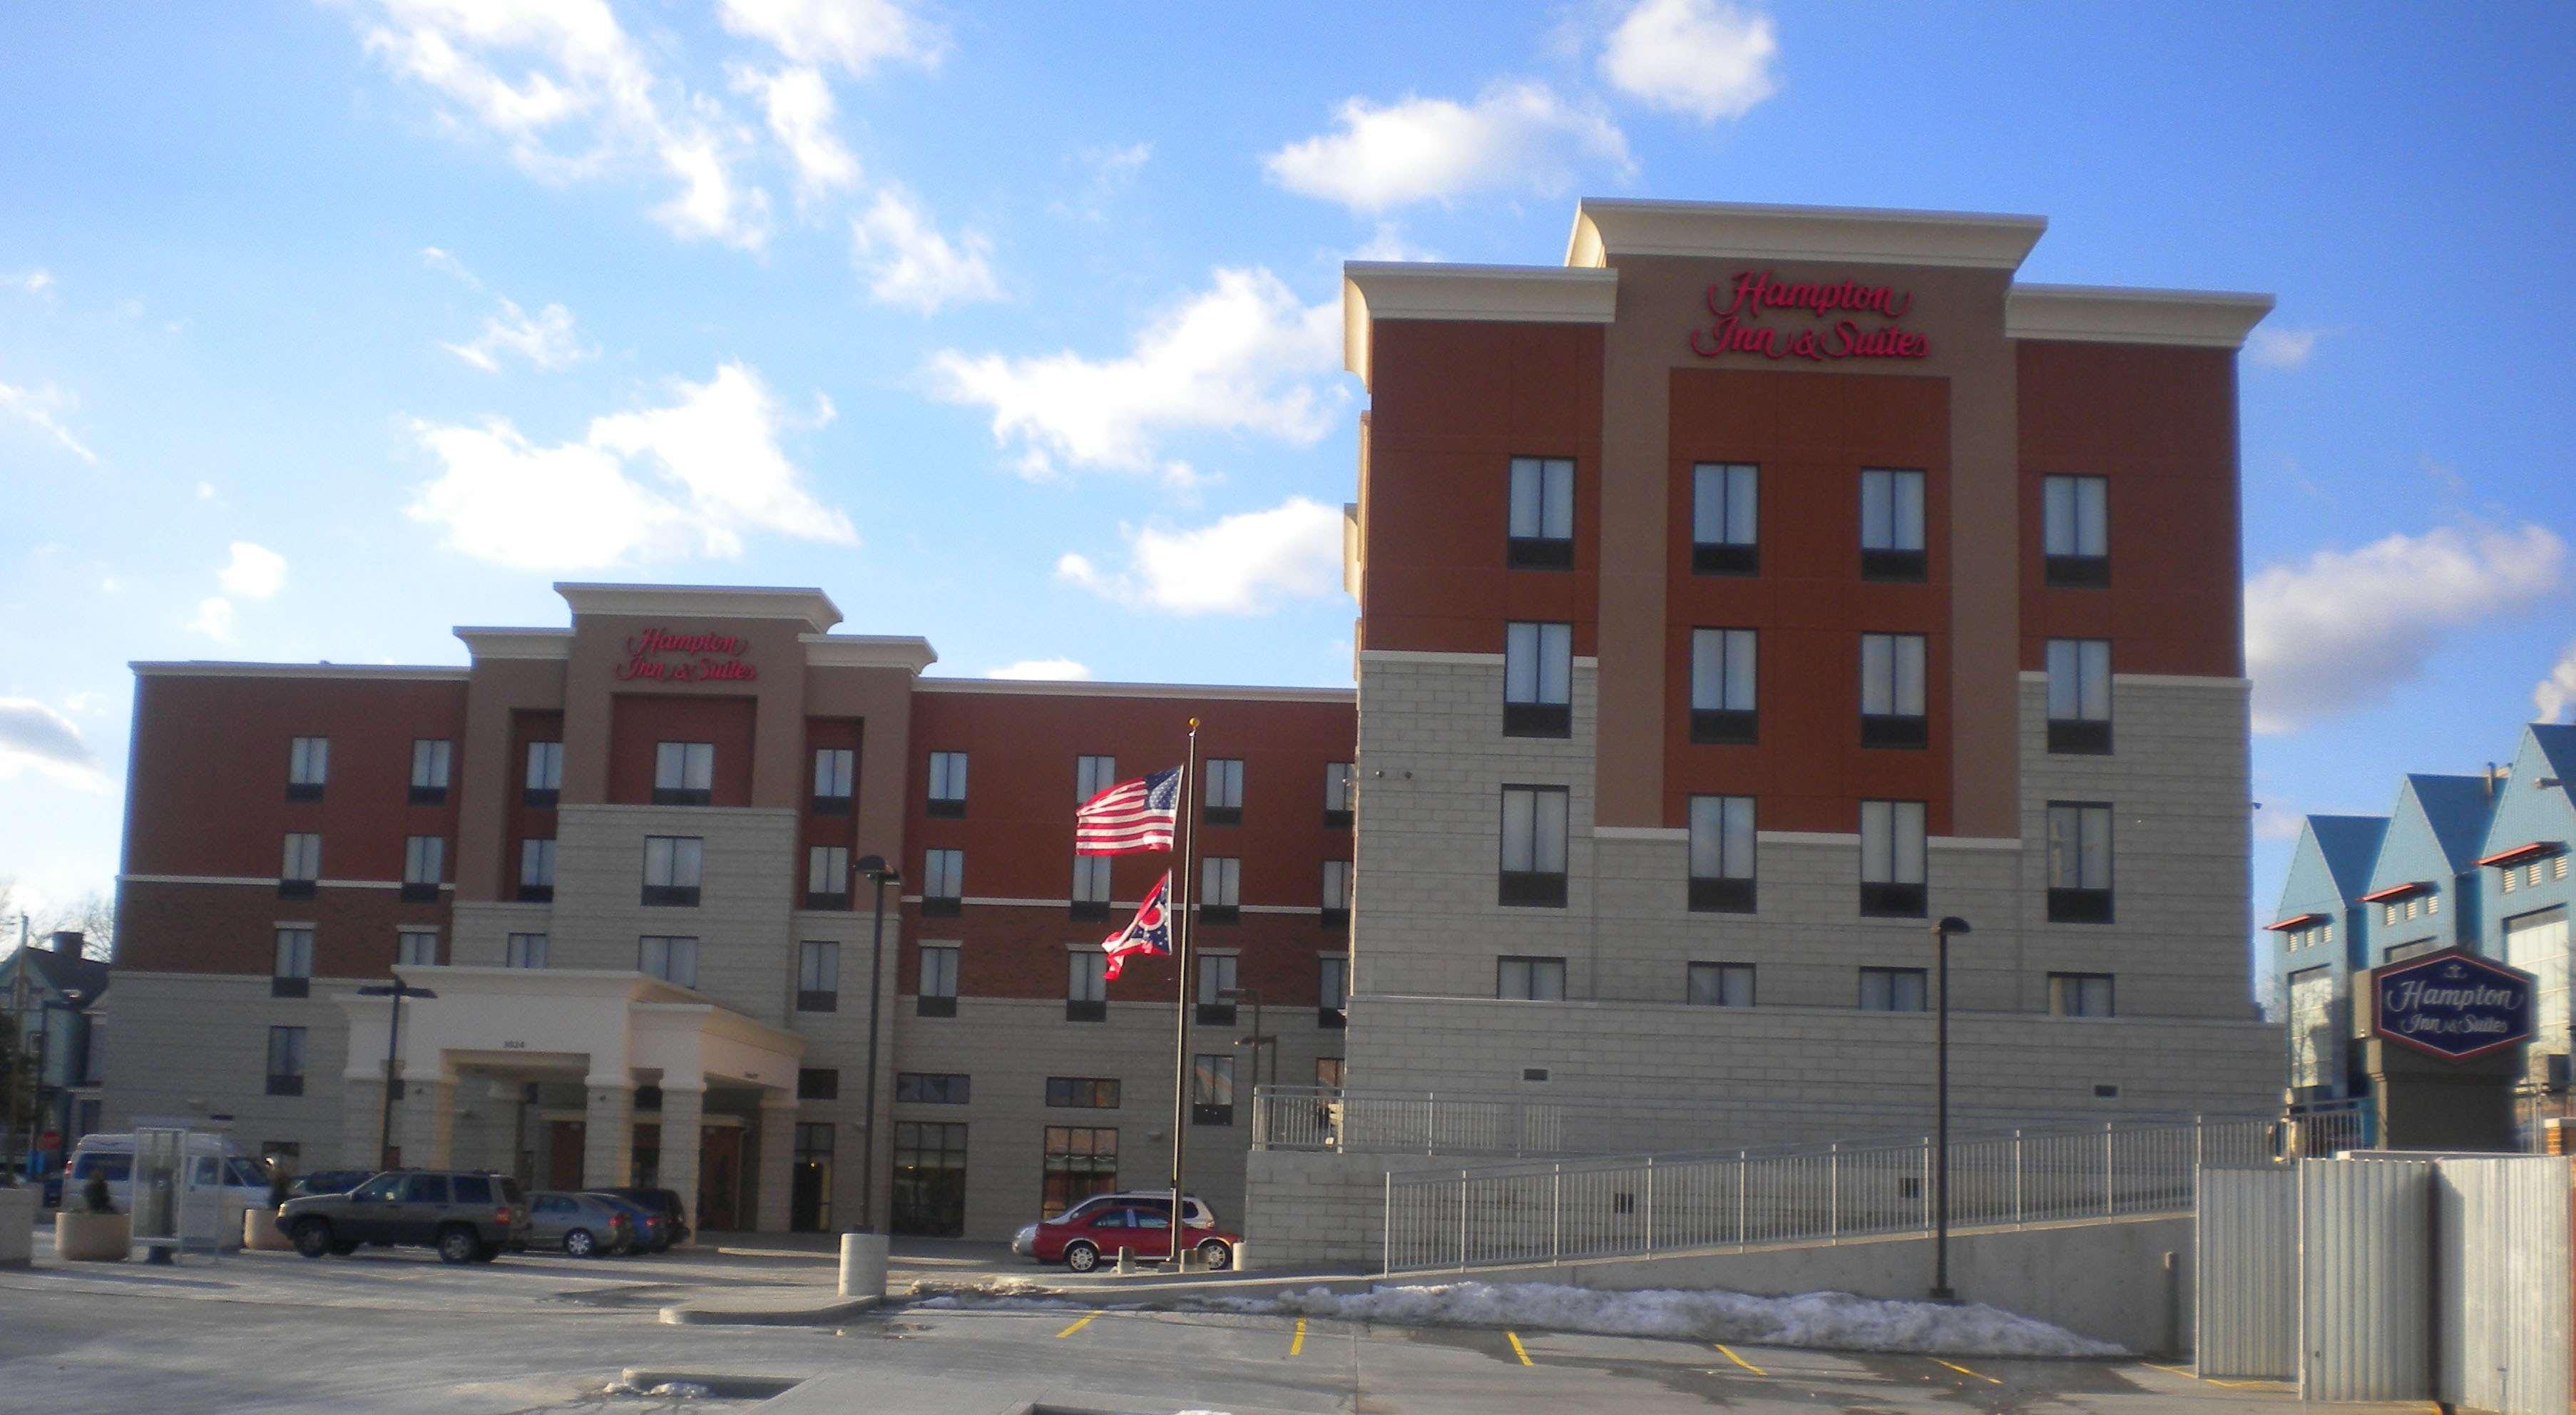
[1933,1357,2002,1385]
[1506,1331,1535,1367]
[1713,1343,1766,1376]
[1054,1312,1098,1339]
[1289,1317,1306,1357]
[2143,1363,2287,1391]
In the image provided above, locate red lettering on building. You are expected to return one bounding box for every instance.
[1689,270,1929,362]
[615,627,758,683]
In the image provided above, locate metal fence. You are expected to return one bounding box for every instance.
[1379,1112,2304,1274]
[1252,1087,1563,1155]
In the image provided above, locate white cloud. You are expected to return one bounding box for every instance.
[187,596,237,642]
[405,360,856,569]
[2247,523,2565,732]
[9,268,53,295]
[0,698,102,789]
[2247,326,2325,369]
[419,245,481,289]
[216,541,287,600]
[850,190,1002,313]
[1057,496,1348,615]
[987,658,1093,681]
[735,63,860,196]
[441,296,593,372]
[195,481,216,499]
[1351,221,1441,262]
[717,0,942,75]
[1053,141,1150,223]
[0,380,97,464]
[1264,81,1632,213]
[2535,640,2576,724]
[1598,0,1779,123]
[929,268,1341,480]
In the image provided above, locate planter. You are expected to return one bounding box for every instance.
[55,1210,130,1262]
[245,1207,295,1252]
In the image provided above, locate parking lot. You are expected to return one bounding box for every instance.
[0,1228,2324,1414]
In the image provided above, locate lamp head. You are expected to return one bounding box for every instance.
[855,854,901,884]
[1935,916,1972,937]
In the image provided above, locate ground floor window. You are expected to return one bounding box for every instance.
[891,1122,967,1237]
[791,1123,834,1232]
[1041,1125,1117,1219]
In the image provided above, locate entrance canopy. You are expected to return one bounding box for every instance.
[335,966,806,1093]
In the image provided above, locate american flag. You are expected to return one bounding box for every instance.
[1102,872,1172,981]
[1075,766,1180,854]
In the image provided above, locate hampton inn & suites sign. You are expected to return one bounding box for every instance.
[1690,270,1929,363]
[615,627,758,683]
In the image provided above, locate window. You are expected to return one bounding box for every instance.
[916,944,959,1017]
[1197,954,1237,1024]
[265,1026,306,1095]
[2046,803,2114,923]
[798,1068,839,1100]
[1507,455,1576,568]
[1859,800,1927,917]
[1687,795,1756,913]
[272,927,313,998]
[402,836,445,901]
[506,932,548,969]
[639,935,698,989]
[1321,859,1351,926]
[287,736,328,800]
[1858,967,1928,1012]
[1070,854,1112,920]
[1048,1078,1122,1108]
[1691,462,1759,574]
[1319,955,1349,1028]
[2286,964,2339,1095]
[1497,956,1568,1001]
[1858,633,1929,748]
[1204,758,1244,824]
[1859,469,1928,580]
[1200,857,1241,924]
[1687,961,1755,1007]
[1503,621,1573,737]
[2045,639,2113,754]
[523,740,563,807]
[813,747,856,814]
[921,848,963,915]
[798,941,840,1012]
[2049,972,2116,1017]
[2043,475,2109,586]
[653,741,714,805]
[2505,907,2570,1065]
[896,1073,971,1104]
[1324,762,1354,828]
[1041,1125,1118,1219]
[1075,755,1118,802]
[518,837,556,902]
[280,832,321,896]
[1317,1057,1346,1089]
[409,739,452,804]
[1690,628,1759,743]
[892,1121,968,1237]
[926,750,967,817]
[1192,1054,1237,1125]
[1500,785,1570,907]
[1067,950,1108,1021]
[807,845,852,909]
[397,929,439,967]
[642,836,704,906]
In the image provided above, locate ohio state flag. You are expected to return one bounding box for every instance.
[1102,872,1172,981]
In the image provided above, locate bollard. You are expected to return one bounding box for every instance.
[837,1231,889,1299]
[1115,1247,1130,1275]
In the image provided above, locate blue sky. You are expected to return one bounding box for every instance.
[5,2,2575,986]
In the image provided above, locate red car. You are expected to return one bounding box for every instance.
[1028,1202,1239,1272]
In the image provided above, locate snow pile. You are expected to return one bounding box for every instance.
[907,1275,1051,1302]
[600,1379,714,1401]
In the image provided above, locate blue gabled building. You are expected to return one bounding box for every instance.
[2358,774,2496,962]
[2268,814,2386,1103]
[2479,724,2576,1110]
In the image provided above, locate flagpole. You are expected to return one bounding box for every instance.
[1167,717,1200,1265]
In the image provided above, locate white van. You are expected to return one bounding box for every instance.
[63,1133,272,1215]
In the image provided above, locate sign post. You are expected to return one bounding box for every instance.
[2363,949,2536,1151]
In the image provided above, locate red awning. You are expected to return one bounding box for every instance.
[2264,911,2328,932]
[2477,840,2567,868]
[2358,882,2431,903]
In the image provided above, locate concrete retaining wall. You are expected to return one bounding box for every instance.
[0,1189,34,1267]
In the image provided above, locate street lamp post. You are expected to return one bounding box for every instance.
[1929,915,1971,1302]
[355,978,438,1170]
[854,854,899,1233]
[1218,987,1272,1109]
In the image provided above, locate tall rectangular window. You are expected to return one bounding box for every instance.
[409,739,452,804]
[926,750,968,816]
[1507,456,1575,568]
[813,747,855,814]
[1200,857,1241,923]
[799,941,840,1012]
[1689,628,1758,743]
[397,929,439,967]
[1500,785,1570,907]
[1858,967,1928,1012]
[1503,621,1573,737]
[2287,964,2336,1093]
[1040,1126,1117,1219]
[280,832,321,896]
[1196,953,1239,1025]
[1859,633,1928,748]
[1496,956,1568,1001]
[642,836,704,906]
[2504,908,2570,1064]
[518,837,556,902]
[1859,800,1927,917]
[287,736,329,800]
[272,927,313,998]
[265,1026,306,1096]
[1858,469,1927,580]
[1192,1054,1237,1125]
[2043,475,2110,586]
[894,1122,970,1237]
[807,845,852,909]
[2045,639,2113,754]
[916,944,959,1017]
[639,935,698,989]
[506,932,548,969]
[2048,972,2116,1017]
[1075,755,1118,802]
[1066,950,1108,1021]
[402,836,445,901]
[1320,859,1351,925]
[920,849,964,914]
[653,741,714,805]
[1687,795,1756,913]
[1203,758,1245,824]
[1687,961,1755,1007]
[1691,462,1759,575]
[1319,955,1349,1027]
[523,740,563,807]
[1070,854,1113,920]
[2046,803,2115,923]
[1323,762,1354,827]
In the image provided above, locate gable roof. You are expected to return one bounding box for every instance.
[2531,722,2576,787]
[2306,815,2390,899]
[2403,773,2500,874]
[1,944,109,1006]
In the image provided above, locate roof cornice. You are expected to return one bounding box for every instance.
[131,661,470,683]
[1568,198,2048,271]
[798,633,939,675]
[917,678,1354,704]
[555,583,843,633]
[1342,262,1618,382]
[2005,284,2275,349]
[455,628,573,662]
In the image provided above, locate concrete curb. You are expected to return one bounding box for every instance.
[657,1292,881,1327]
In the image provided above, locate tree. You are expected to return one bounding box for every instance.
[41,891,113,964]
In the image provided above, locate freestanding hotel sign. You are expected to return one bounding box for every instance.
[2368,947,2535,1061]
[1689,270,1930,362]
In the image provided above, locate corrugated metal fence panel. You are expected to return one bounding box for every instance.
[2300,1157,2433,1403]
[2194,1168,2298,1379]
[2440,1155,2572,1415]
